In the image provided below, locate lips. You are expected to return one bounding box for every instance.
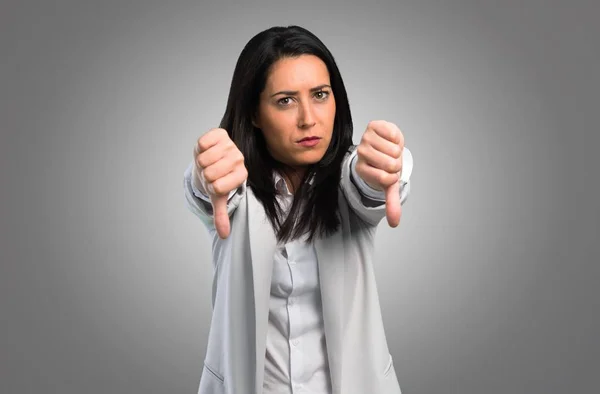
[298,136,321,142]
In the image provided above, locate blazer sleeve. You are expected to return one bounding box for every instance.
[183,160,247,231]
[339,145,413,227]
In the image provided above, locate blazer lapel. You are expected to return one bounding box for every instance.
[247,189,277,394]
[315,228,344,394]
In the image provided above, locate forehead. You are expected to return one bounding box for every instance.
[264,55,330,91]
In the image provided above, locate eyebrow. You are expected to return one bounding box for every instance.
[270,84,332,98]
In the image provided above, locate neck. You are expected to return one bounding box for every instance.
[279,165,306,194]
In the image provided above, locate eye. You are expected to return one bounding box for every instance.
[314,90,330,100]
[277,97,292,106]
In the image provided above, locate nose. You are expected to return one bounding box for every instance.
[298,101,316,129]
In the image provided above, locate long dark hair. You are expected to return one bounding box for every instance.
[219,25,354,243]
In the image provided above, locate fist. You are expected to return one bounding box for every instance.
[193,128,248,239]
[355,120,405,227]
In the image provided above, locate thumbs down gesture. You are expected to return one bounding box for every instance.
[355,120,406,228]
[193,128,248,239]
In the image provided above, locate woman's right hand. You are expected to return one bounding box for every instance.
[193,128,248,239]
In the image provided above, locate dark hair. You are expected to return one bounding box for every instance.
[219,25,354,243]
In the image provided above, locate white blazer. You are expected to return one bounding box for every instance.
[183,146,413,394]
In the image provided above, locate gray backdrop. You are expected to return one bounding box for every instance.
[1,0,598,393]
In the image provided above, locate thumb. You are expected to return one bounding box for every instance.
[385,180,402,228]
[210,194,231,239]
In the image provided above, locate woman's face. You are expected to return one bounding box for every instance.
[253,54,336,169]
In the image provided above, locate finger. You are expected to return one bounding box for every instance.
[358,144,402,174]
[202,155,238,186]
[208,167,248,196]
[385,181,402,228]
[355,161,399,190]
[210,194,230,239]
[208,168,247,239]
[196,128,229,155]
[364,131,403,159]
[196,143,228,170]
[378,121,404,146]
[368,120,403,145]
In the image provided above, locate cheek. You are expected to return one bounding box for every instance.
[265,112,295,136]
[261,114,295,149]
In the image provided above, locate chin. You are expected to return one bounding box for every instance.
[295,149,327,165]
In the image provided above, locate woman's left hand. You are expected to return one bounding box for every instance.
[355,120,405,227]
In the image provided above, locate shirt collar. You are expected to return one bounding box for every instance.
[273,171,291,196]
[272,170,315,196]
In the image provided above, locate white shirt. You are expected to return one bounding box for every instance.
[191,147,413,394]
[261,172,331,394]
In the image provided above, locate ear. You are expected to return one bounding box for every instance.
[251,110,261,128]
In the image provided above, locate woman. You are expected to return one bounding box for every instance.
[183,25,413,394]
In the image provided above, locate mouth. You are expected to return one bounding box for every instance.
[297,136,321,142]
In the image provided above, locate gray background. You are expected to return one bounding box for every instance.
[1,0,598,393]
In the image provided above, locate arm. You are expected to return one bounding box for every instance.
[340,145,413,227]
